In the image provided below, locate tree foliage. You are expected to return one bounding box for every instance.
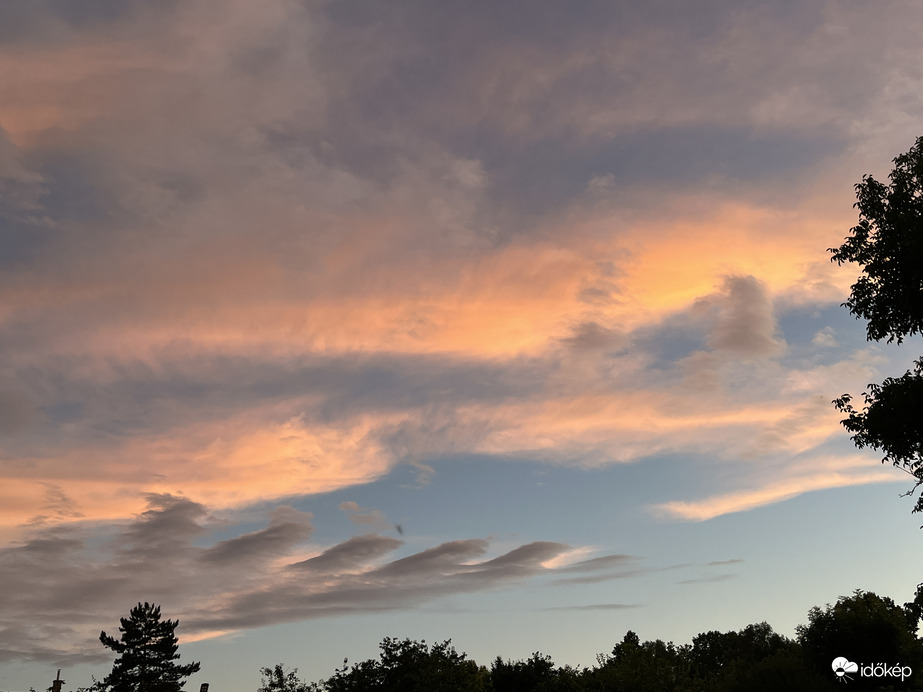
[797,590,923,691]
[830,136,923,511]
[257,665,315,692]
[833,359,923,510]
[262,588,923,692]
[98,602,200,692]
[490,652,561,692]
[830,136,923,345]
[319,637,487,692]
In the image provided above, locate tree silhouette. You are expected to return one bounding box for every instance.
[797,590,923,691]
[98,602,200,692]
[257,664,315,692]
[320,638,488,692]
[588,631,682,692]
[830,136,923,512]
[257,587,923,691]
[490,652,559,692]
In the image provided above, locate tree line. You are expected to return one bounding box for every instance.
[258,587,923,691]
[19,586,923,692]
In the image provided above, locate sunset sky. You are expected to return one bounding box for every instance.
[2,1,923,689]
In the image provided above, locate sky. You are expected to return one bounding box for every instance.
[1,0,923,689]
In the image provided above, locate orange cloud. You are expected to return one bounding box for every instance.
[650,460,905,522]
[0,194,858,370]
[0,0,899,550]
[0,412,401,538]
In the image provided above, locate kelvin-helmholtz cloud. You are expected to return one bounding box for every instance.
[0,494,648,663]
[0,0,920,666]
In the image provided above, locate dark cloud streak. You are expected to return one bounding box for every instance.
[0,496,581,664]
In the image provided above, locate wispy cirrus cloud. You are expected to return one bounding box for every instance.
[706,558,743,566]
[542,604,641,612]
[678,574,738,585]
[650,456,906,522]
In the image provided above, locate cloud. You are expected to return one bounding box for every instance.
[0,128,46,225]
[650,457,906,522]
[0,0,918,630]
[201,507,314,564]
[551,567,682,587]
[697,275,785,357]
[0,494,577,664]
[542,603,641,612]
[290,534,403,574]
[0,386,41,434]
[812,326,837,347]
[337,501,389,528]
[561,321,623,352]
[553,554,639,573]
[677,574,738,585]
[546,554,675,586]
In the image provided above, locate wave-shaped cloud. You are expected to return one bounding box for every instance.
[0,494,643,664]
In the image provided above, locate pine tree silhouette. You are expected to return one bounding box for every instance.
[99,602,201,692]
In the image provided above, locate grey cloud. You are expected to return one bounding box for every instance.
[457,541,570,582]
[8,526,83,560]
[0,388,41,435]
[554,554,638,573]
[201,515,313,564]
[30,483,85,524]
[22,149,134,233]
[551,569,656,586]
[479,127,841,220]
[706,558,743,566]
[700,275,785,357]
[0,0,179,45]
[475,541,566,569]
[0,351,546,448]
[551,561,685,586]
[195,540,574,633]
[337,501,389,528]
[117,494,208,557]
[542,603,641,612]
[0,496,577,664]
[291,534,403,573]
[562,322,624,352]
[319,0,825,142]
[628,318,707,374]
[382,409,497,471]
[0,133,44,208]
[306,0,861,225]
[370,539,489,578]
[0,131,51,268]
[677,573,737,585]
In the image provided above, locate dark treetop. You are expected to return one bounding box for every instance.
[98,602,200,692]
[830,136,923,513]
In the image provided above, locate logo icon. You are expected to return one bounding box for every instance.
[832,657,858,683]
